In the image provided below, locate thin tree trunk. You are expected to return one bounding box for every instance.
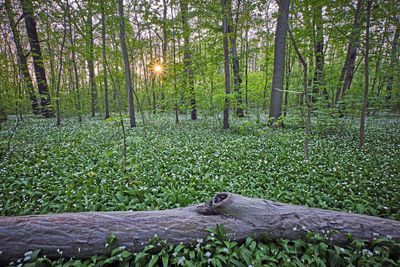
[119,0,136,128]
[20,0,54,118]
[385,24,399,108]
[180,0,197,120]
[56,6,67,126]
[67,1,82,123]
[288,28,311,161]
[87,0,96,117]
[283,41,292,117]
[228,0,244,117]
[268,0,290,126]
[334,0,363,109]
[360,0,371,149]
[312,2,327,103]
[101,0,110,119]
[221,0,231,129]
[1,192,399,264]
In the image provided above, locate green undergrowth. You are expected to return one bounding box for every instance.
[1,113,399,266]
[7,224,400,267]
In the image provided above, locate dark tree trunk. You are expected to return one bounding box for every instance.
[227,0,244,117]
[20,0,54,118]
[1,192,399,265]
[360,0,371,149]
[101,0,110,119]
[334,0,363,108]
[221,0,231,129]
[5,0,39,115]
[180,0,197,120]
[268,0,290,126]
[119,0,136,128]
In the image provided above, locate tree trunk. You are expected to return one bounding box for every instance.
[56,6,67,126]
[221,0,231,129]
[119,0,136,128]
[385,23,399,108]
[101,0,110,119]
[1,192,399,265]
[87,0,96,117]
[268,0,290,126]
[227,0,244,118]
[5,0,39,115]
[180,0,197,120]
[334,0,363,109]
[67,1,82,123]
[312,2,327,103]
[360,0,371,149]
[20,0,54,118]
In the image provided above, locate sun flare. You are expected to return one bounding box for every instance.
[152,63,165,75]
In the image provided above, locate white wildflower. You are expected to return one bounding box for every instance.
[24,256,31,262]
[293,227,297,231]
[205,251,211,257]
[340,248,345,252]
[56,248,63,255]
[172,252,178,257]
[24,251,33,256]
[362,249,373,257]
[208,258,212,264]
[222,248,229,253]
[118,246,126,250]
[178,256,185,265]
[17,264,22,267]
[197,238,203,244]
[386,235,392,239]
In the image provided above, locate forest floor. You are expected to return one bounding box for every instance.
[0,113,399,266]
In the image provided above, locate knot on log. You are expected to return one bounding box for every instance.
[196,192,231,215]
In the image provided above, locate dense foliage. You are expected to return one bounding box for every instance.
[1,115,399,265]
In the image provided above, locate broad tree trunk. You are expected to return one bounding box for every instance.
[1,192,399,265]
[5,0,39,115]
[221,0,231,129]
[119,0,136,128]
[20,0,54,118]
[268,0,290,126]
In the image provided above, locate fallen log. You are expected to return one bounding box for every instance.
[0,192,399,264]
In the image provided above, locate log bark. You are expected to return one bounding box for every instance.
[1,192,399,264]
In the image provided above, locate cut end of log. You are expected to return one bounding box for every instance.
[196,192,232,215]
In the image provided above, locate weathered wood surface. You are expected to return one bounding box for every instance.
[1,192,399,264]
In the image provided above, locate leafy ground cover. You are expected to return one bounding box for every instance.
[0,114,399,266]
